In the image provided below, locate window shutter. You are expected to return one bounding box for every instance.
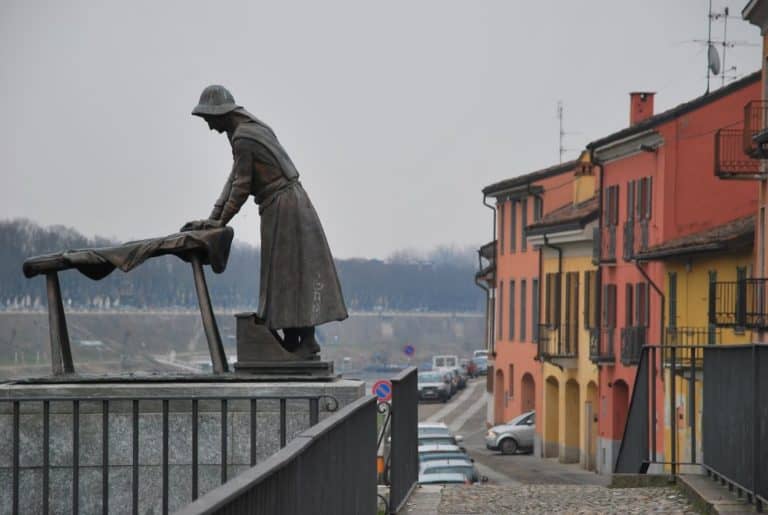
[626,283,634,327]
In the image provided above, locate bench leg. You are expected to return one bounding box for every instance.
[45,272,74,375]
[190,255,229,373]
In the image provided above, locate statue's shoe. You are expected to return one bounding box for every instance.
[294,336,321,360]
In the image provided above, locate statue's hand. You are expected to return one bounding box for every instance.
[180,219,224,232]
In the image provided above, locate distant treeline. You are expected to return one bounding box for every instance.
[0,219,483,312]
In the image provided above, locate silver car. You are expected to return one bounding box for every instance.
[485,411,535,454]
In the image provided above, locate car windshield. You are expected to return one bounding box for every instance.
[507,412,533,426]
[418,427,450,436]
[418,436,455,445]
[418,373,443,383]
[420,453,469,462]
[423,465,473,477]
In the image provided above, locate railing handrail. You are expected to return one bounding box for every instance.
[176,395,377,515]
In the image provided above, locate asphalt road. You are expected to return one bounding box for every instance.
[418,377,609,487]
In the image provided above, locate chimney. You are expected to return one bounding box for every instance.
[629,92,655,126]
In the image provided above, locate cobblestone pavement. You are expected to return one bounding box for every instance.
[426,484,698,514]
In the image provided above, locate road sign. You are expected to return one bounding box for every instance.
[403,344,415,357]
[372,379,392,402]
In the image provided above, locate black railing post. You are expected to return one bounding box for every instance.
[162,399,169,515]
[102,399,109,515]
[192,399,199,501]
[73,399,80,515]
[43,400,50,515]
[12,400,19,515]
[737,279,748,327]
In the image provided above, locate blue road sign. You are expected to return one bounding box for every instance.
[403,344,415,357]
[372,379,392,402]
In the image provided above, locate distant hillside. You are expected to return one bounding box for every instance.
[0,219,483,312]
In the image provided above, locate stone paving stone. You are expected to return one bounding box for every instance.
[435,484,699,514]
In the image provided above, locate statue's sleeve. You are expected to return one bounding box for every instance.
[218,140,254,224]
[209,170,234,220]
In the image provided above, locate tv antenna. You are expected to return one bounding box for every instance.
[557,100,579,163]
[695,1,757,93]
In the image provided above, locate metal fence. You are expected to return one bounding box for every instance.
[703,345,767,508]
[2,393,337,515]
[714,128,763,179]
[538,323,577,358]
[177,395,378,515]
[709,278,768,330]
[389,367,418,514]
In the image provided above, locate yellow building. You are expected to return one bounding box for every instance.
[636,215,754,469]
[527,173,601,470]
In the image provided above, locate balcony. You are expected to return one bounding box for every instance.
[714,128,764,180]
[709,278,768,329]
[663,326,721,368]
[538,323,578,368]
[620,326,646,366]
[589,327,616,365]
[743,100,768,159]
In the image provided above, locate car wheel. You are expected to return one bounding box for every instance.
[500,438,518,455]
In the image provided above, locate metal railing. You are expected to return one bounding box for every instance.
[538,323,577,359]
[743,100,768,158]
[2,393,339,515]
[590,327,615,364]
[177,395,377,515]
[709,278,768,329]
[664,326,720,367]
[714,128,764,179]
[703,345,767,509]
[388,367,418,514]
[621,326,646,365]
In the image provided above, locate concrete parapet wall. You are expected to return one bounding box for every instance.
[0,378,364,514]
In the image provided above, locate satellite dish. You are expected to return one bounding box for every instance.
[708,44,721,76]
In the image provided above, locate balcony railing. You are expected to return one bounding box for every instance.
[589,327,615,364]
[709,278,768,329]
[743,100,768,158]
[479,240,497,262]
[538,323,578,359]
[663,326,721,368]
[714,128,764,180]
[621,326,647,365]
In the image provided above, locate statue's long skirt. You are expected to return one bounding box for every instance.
[258,182,348,329]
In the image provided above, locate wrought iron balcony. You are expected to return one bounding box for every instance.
[620,326,646,366]
[589,327,615,364]
[538,324,578,358]
[709,278,768,329]
[663,326,721,368]
[743,100,768,159]
[714,128,764,180]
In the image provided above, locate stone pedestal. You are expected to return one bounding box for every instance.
[0,376,364,514]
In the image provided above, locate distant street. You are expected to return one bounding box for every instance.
[418,377,608,486]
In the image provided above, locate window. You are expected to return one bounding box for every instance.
[497,281,504,340]
[637,177,653,220]
[532,279,540,342]
[520,279,527,342]
[545,273,561,327]
[625,283,634,327]
[669,272,677,328]
[510,201,517,253]
[509,280,516,340]
[627,180,635,221]
[603,283,617,329]
[498,201,506,255]
[533,196,543,222]
[604,185,620,226]
[584,270,600,329]
[565,272,579,351]
[521,199,528,251]
[636,282,649,327]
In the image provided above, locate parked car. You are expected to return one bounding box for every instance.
[485,410,535,454]
[419,459,486,483]
[460,359,477,378]
[473,356,488,375]
[420,451,473,463]
[417,443,463,458]
[417,371,451,402]
[418,422,452,436]
[451,367,467,389]
[417,472,470,485]
[473,349,488,359]
[443,369,458,395]
[419,434,465,451]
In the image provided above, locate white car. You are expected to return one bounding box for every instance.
[419,459,486,483]
[417,371,451,402]
[418,472,469,485]
[485,411,535,454]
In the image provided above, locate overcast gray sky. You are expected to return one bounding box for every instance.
[0,1,761,259]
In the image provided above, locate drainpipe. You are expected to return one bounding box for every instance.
[543,234,563,366]
[482,194,497,358]
[483,194,496,242]
[634,259,664,470]
[528,186,546,359]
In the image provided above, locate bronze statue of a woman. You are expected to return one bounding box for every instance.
[182,85,348,358]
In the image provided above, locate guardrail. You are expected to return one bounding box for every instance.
[177,396,378,515]
[2,393,338,515]
[388,367,418,514]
